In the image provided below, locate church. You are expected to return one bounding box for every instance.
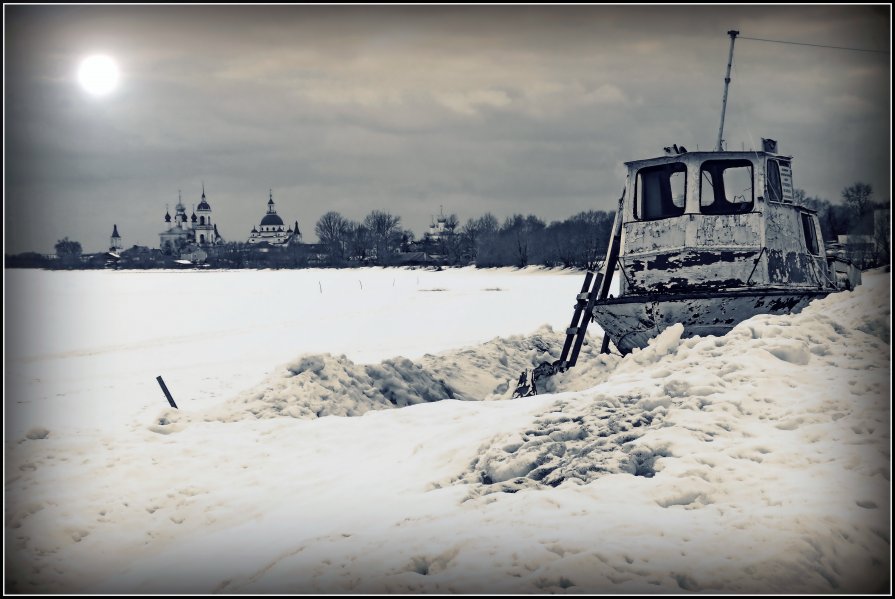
[247,190,302,246]
[159,185,223,253]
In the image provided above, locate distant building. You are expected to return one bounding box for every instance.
[424,208,455,243]
[181,246,208,263]
[874,207,890,261]
[109,224,123,253]
[159,193,191,253]
[247,190,302,246]
[118,245,160,268]
[837,234,876,269]
[159,186,223,254]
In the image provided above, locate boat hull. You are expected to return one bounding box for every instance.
[592,289,829,355]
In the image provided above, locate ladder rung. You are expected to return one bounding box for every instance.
[576,292,589,300]
[566,327,579,336]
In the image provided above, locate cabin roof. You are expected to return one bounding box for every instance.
[624,150,792,169]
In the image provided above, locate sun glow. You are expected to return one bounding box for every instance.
[78,55,119,96]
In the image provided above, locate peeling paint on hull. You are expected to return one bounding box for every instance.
[592,289,828,355]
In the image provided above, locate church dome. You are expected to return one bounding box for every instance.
[197,184,211,211]
[260,213,284,227]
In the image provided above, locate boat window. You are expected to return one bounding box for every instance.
[766,159,783,202]
[700,159,754,214]
[635,162,687,221]
[801,213,819,255]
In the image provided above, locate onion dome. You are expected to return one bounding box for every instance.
[111,224,121,238]
[197,183,211,211]
[164,210,171,223]
[260,189,284,226]
[191,211,198,223]
[260,213,284,227]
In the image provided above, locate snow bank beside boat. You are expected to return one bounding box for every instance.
[153,325,618,429]
[463,276,890,495]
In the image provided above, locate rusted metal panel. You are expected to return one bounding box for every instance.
[765,250,822,286]
[593,289,829,355]
[694,213,762,247]
[623,219,686,254]
[763,203,826,288]
[621,213,764,292]
[621,249,760,293]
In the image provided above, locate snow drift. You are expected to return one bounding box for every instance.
[154,325,617,430]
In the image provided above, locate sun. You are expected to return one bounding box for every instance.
[78,55,119,96]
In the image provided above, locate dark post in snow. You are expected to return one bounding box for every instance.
[156,375,178,409]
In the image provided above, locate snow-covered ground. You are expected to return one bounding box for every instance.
[4,267,891,593]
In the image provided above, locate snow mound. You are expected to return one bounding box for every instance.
[417,325,620,400]
[460,278,891,503]
[194,353,456,422]
[154,325,621,430]
[463,394,670,492]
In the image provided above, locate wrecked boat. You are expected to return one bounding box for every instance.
[590,140,861,355]
[512,30,861,398]
[513,141,862,398]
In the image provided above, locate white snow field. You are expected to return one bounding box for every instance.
[5,267,891,593]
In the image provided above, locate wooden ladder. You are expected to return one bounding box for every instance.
[557,192,625,368]
[512,192,625,399]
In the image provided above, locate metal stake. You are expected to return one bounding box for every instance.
[156,376,178,409]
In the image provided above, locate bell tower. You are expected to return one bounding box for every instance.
[194,182,216,245]
[110,224,123,253]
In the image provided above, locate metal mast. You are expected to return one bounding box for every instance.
[716,30,739,151]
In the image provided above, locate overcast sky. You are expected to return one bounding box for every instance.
[5,5,891,254]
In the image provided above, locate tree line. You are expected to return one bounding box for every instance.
[314,208,615,269]
[7,181,888,270]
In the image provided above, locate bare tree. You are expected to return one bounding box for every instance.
[468,213,500,266]
[363,210,401,264]
[55,237,83,267]
[315,211,351,265]
[497,214,545,268]
[399,229,416,253]
[842,182,874,233]
[347,222,371,262]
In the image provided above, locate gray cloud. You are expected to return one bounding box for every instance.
[5,6,890,253]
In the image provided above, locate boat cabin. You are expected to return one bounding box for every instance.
[616,146,839,296]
